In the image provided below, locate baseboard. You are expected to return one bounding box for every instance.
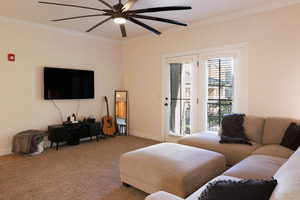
[0,138,94,157]
[129,130,164,142]
[0,148,11,156]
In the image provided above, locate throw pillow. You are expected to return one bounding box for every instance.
[281,123,300,151]
[220,135,252,145]
[199,179,278,200]
[219,114,252,145]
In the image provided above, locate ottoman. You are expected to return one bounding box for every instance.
[119,143,225,198]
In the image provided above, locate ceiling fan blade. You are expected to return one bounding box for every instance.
[38,1,107,12]
[131,15,187,26]
[86,16,113,32]
[122,0,138,12]
[126,6,192,14]
[128,17,161,35]
[98,0,115,10]
[52,14,110,22]
[120,24,127,37]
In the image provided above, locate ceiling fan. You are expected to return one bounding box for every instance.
[38,0,192,37]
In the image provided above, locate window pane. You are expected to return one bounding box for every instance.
[220,59,233,87]
[208,85,218,99]
[207,116,219,132]
[207,58,234,132]
[220,86,233,100]
[207,100,219,115]
[170,64,182,100]
[207,100,219,131]
[169,63,192,135]
[220,101,233,117]
[181,63,192,99]
[208,60,220,86]
[182,100,191,134]
[170,100,180,134]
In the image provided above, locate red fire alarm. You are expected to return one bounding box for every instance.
[8,53,16,62]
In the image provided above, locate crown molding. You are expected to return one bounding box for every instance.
[123,0,300,42]
[0,15,120,44]
[190,0,300,27]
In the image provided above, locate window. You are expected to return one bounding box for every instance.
[207,58,234,131]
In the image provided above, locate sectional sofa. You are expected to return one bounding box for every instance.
[146,116,300,200]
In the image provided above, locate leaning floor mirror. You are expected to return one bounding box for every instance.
[115,90,128,136]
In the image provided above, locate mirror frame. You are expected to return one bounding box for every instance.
[115,90,128,136]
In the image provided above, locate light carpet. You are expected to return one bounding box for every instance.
[0,136,158,200]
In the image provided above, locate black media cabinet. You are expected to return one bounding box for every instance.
[48,122,103,150]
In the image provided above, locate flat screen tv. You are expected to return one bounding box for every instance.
[44,67,94,100]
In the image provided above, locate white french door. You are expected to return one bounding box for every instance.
[162,44,247,139]
[162,55,202,136]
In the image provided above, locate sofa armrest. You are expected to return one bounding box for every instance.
[145,191,184,200]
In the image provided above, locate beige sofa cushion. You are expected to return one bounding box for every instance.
[223,154,287,179]
[262,117,300,145]
[252,144,294,159]
[120,143,225,198]
[186,175,241,200]
[270,147,300,200]
[146,176,241,200]
[243,115,265,143]
[178,132,261,166]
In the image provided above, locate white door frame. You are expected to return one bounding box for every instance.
[161,43,248,141]
[161,55,199,139]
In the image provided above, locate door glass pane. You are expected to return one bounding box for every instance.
[182,100,191,134]
[208,86,219,99]
[221,86,233,100]
[220,59,233,87]
[208,62,220,87]
[207,100,220,132]
[220,101,233,117]
[170,99,180,134]
[181,63,192,99]
[169,62,192,135]
[207,58,234,132]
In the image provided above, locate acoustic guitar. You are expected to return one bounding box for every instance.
[102,96,116,136]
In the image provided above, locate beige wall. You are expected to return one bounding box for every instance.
[1,4,300,154]
[0,17,122,155]
[121,4,300,141]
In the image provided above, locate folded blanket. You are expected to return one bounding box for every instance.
[13,130,46,154]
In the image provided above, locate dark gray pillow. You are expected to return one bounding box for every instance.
[199,179,278,200]
[219,114,251,145]
[281,123,300,151]
[220,135,252,145]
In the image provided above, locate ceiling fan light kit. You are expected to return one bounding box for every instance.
[114,17,127,24]
[38,0,192,38]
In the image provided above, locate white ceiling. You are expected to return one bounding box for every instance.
[0,0,296,39]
